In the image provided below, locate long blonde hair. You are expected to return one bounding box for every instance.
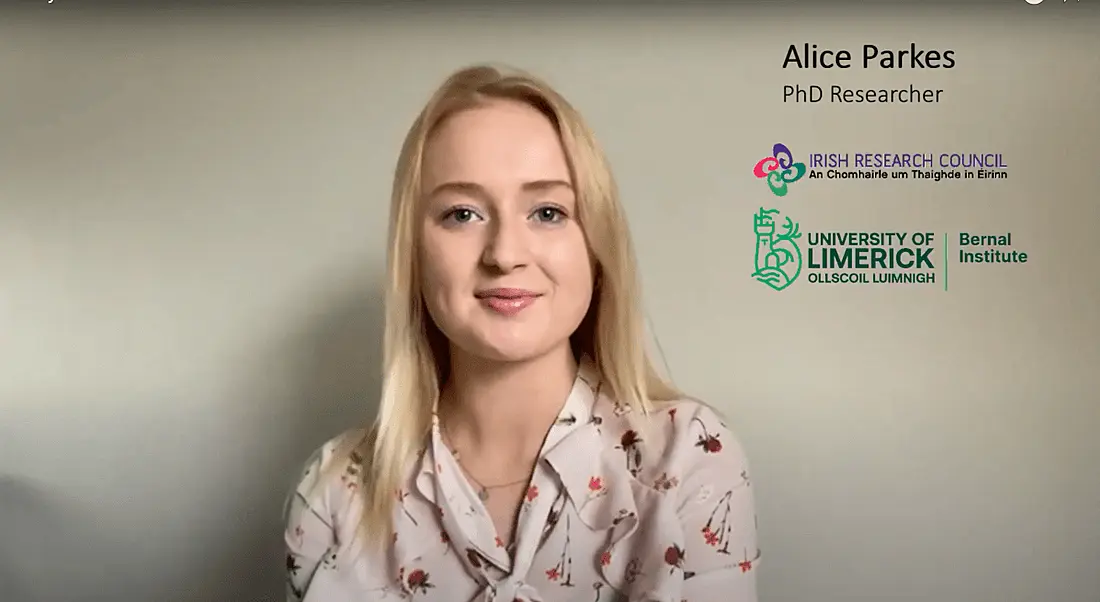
[330,63,680,553]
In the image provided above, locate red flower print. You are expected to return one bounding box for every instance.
[739,559,754,572]
[701,490,737,554]
[664,544,685,570]
[440,531,449,543]
[406,568,433,593]
[699,436,722,453]
[526,485,539,502]
[692,416,723,453]
[588,476,603,492]
[546,566,561,581]
[495,536,505,548]
[600,551,612,566]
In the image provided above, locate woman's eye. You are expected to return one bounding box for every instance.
[443,207,480,224]
[533,206,566,223]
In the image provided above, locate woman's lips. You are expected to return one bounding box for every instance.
[475,288,541,316]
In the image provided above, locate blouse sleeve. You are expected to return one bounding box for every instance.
[283,443,339,601]
[670,402,761,602]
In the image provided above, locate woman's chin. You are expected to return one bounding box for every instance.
[467,342,545,364]
[454,334,564,366]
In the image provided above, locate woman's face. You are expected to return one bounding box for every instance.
[418,99,594,364]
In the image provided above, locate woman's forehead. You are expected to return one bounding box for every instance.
[421,101,571,189]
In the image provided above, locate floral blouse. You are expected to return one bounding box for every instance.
[283,361,760,602]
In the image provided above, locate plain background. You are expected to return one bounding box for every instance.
[2,3,1098,602]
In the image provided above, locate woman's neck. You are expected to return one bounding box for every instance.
[440,344,578,459]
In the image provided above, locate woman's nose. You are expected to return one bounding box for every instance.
[480,216,530,272]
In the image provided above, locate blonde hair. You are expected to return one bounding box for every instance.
[329,63,680,554]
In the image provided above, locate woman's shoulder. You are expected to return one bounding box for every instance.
[287,428,370,512]
[297,427,369,474]
[597,396,751,491]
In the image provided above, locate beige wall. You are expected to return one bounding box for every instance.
[2,4,1097,602]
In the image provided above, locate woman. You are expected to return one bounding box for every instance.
[283,64,760,602]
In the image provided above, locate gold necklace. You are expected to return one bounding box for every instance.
[441,426,530,501]
[456,453,529,501]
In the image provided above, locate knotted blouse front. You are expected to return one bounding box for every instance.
[284,362,760,602]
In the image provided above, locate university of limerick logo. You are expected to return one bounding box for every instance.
[753,143,807,197]
[752,207,803,291]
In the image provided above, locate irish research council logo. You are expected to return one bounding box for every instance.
[753,143,807,197]
[751,207,803,291]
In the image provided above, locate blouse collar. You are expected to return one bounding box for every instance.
[399,356,640,567]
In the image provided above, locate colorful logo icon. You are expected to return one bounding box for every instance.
[753,143,807,197]
[751,207,803,291]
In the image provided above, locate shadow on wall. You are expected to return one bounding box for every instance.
[0,270,386,602]
[0,476,59,602]
[0,475,154,602]
[188,269,388,602]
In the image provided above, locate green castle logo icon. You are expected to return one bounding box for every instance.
[751,207,803,291]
